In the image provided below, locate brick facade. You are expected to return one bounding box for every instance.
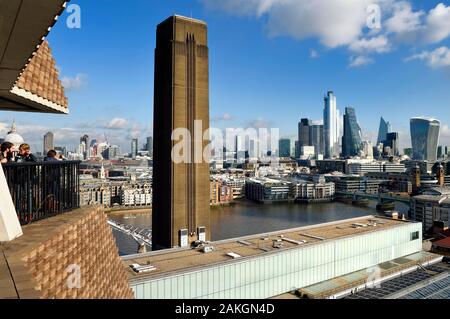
[0,207,133,299]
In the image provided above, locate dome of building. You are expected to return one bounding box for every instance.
[4,121,25,148]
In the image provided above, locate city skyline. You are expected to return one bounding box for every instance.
[2,1,450,302]
[1,0,450,153]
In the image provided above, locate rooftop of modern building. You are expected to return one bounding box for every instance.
[412,193,450,205]
[410,117,441,124]
[343,258,450,299]
[246,177,292,185]
[422,187,450,196]
[123,216,418,282]
[272,251,443,299]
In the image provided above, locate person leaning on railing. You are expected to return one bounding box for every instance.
[15,144,38,163]
[44,150,59,162]
[0,142,15,163]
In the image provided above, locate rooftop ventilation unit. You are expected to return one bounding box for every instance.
[130,263,156,274]
[202,245,214,253]
[282,238,307,245]
[238,240,252,246]
[352,223,368,228]
[272,239,283,249]
[227,252,242,259]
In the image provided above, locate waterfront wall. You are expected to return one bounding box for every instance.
[0,207,133,299]
[129,222,422,299]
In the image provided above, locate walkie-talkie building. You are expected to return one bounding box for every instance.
[410,117,440,162]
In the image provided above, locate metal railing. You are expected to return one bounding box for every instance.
[2,161,80,225]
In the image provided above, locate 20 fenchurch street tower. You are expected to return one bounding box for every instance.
[152,16,210,250]
[410,117,440,162]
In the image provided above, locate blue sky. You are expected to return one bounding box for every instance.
[1,0,450,153]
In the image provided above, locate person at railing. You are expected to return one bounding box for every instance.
[15,144,38,163]
[1,142,15,163]
[44,150,59,162]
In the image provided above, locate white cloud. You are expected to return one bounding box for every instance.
[349,35,391,54]
[349,55,374,68]
[106,118,129,130]
[245,117,273,129]
[405,47,450,69]
[201,0,450,68]
[441,124,450,137]
[385,1,424,40]
[61,73,87,91]
[439,124,450,146]
[127,123,144,140]
[424,3,450,44]
[0,118,152,154]
[203,0,375,48]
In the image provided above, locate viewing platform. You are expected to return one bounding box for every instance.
[2,161,81,225]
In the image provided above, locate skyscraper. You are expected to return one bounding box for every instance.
[361,140,374,159]
[43,132,54,154]
[377,117,391,145]
[278,138,291,157]
[298,118,310,155]
[323,91,340,158]
[80,135,89,159]
[146,136,153,157]
[152,16,210,250]
[342,107,362,157]
[131,138,138,159]
[235,135,246,162]
[247,138,259,159]
[309,124,324,157]
[437,146,443,159]
[410,117,440,162]
[108,145,121,160]
[385,132,399,156]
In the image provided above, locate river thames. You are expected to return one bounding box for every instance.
[110,200,409,255]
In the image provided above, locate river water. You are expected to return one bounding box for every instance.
[110,200,409,255]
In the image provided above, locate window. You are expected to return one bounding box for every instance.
[411,231,420,241]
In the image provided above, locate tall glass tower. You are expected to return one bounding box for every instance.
[310,124,324,157]
[410,117,440,162]
[297,118,310,156]
[278,138,291,157]
[342,107,362,157]
[323,91,340,158]
[377,117,391,145]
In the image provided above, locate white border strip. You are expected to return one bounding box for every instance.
[10,86,68,114]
